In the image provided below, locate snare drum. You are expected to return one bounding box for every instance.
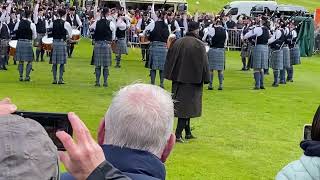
[9,40,17,56]
[42,36,53,52]
[139,33,150,44]
[71,29,81,42]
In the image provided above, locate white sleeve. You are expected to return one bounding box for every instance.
[183,17,188,34]
[126,19,130,29]
[225,31,229,46]
[89,20,97,30]
[31,23,37,40]
[136,19,142,30]
[76,15,82,27]
[143,21,155,35]
[268,30,281,44]
[13,21,19,31]
[174,20,180,31]
[109,21,116,40]
[151,3,158,21]
[33,3,39,24]
[45,20,48,29]
[244,27,262,39]
[240,27,245,40]
[64,22,73,38]
[292,30,297,39]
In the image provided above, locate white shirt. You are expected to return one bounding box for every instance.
[168,20,181,34]
[47,17,73,39]
[268,29,282,44]
[14,18,37,40]
[136,18,154,31]
[202,25,228,46]
[143,20,170,36]
[116,17,130,31]
[68,14,82,28]
[244,26,264,40]
[89,17,116,40]
[33,3,48,29]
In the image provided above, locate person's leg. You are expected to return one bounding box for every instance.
[35,48,41,62]
[69,44,74,58]
[103,66,109,87]
[264,68,269,75]
[150,69,156,85]
[280,69,286,84]
[208,70,213,90]
[18,61,24,81]
[272,69,279,87]
[176,118,187,142]
[52,64,57,84]
[95,66,101,86]
[115,54,121,68]
[218,70,224,90]
[58,64,65,84]
[40,49,45,61]
[141,45,146,61]
[260,69,265,89]
[241,57,247,71]
[25,62,32,81]
[287,66,293,82]
[253,69,261,90]
[0,56,4,70]
[185,118,196,139]
[159,70,164,88]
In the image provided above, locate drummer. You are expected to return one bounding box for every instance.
[66,6,82,58]
[33,1,48,62]
[49,8,72,84]
[14,9,37,82]
[114,7,130,68]
[0,18,10,70]
[136,11,153,61]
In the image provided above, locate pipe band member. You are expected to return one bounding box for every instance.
[66,6,82,58]
[33,2,48,62]
[136,11,153,62]
[287,20,300,82]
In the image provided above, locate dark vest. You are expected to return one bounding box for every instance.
[36,17,46,33]
[16,19,32,40]
[256,26,269,45]
[270,29,285,50]
[141,18,151,31]
[288,30,297,48]
[0,23,10,39]
[149,21,169,43]
[94,19,112,41]
[66,14,78,27]
[52,19,67,40]
[169,19,176,32]
[8,20,16,33]
[211,26,226,48]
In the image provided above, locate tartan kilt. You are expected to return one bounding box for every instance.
[270,49,284,70]
[207,48,225,71]
[282,46,291,68]
[51,40,67,65]
[252,45,268,69]
[114,38,128,55]
[148,41,167,70]
[0,39,9,57]
[93,41,112,67]
[34,33,45,47]
[15,40,34,62]
[290,46,301,65]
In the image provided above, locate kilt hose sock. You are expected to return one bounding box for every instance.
[141,48,146,60]
[36,48,45,62]
[273,69,280,86]
[59,64,65,82]
[26,63,32,79]
[260,70,264,88]
[159,70,164,88]
[52,64,65,82]
[18,62,24,78]
[287,67,293,81]
[241,57,247,69]
[95,66,101,85]
[209,71,213,89]
[253,71,261,88]
[67,44,74,57]
[218,70,224,89]
[103,67,109,86]
[280,69,286,83]
[116,54,121,67]
[150,70,156,85]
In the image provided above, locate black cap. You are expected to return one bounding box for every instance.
[188,21,200,32]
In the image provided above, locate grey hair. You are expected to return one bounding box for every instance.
[104,83,174,157]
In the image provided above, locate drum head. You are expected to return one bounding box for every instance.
[42,36,53,44]
[9,40,17,48]
[169,34,176,39]
[139,33,144,37]
[72,29,81,35]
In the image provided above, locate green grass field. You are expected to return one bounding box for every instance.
[0,38,320,179]
[187,0,319,13]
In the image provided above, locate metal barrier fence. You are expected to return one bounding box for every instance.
[126,27,244,50]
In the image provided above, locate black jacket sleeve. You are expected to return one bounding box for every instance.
[87,161,132,180]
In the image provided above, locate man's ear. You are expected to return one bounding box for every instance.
[97,118,105,145]
[160,133,176,163]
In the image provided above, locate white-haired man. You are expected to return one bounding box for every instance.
[61,83,176,180]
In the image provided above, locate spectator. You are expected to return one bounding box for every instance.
[226,14,236,29]
[61,83,175,180]
[276,106,320,180]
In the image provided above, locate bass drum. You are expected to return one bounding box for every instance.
[9,40,17,56]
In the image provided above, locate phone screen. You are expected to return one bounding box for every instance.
[13,111,73,151]
[303,124,312,141]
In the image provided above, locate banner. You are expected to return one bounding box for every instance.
[315,8,320,29]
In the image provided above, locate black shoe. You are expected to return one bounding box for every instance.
[185,134,196,140]
[58,81,65,84]
[52,81,57,84]
[272,83,279,87]
[280,81,286,84]
[208,86,213,90]
[253,87,260,90]
[241,67,246,71]
[103,83,108,87]
[19,77,23,81]
[2,66,7,70]
[24,77,30,82]
[95,83,101,87]
[218,86,223,91]
[114,65,121,68]
[176,137,185,143]
[288,79,293,82]
[260,86,265,90]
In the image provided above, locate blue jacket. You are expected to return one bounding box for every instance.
[61,145,166,180]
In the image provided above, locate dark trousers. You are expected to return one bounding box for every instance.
[175,118,191,138]
[67,43,75,57]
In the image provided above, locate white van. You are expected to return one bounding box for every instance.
[222,1,278,22]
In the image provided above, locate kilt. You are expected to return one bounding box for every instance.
[207,48,225,71]
[51,40,67,65]
[93,41,112,67]
[114,38,128,55]
[282,46,291,68]
[290,46,301,65]
[251,44,269,69]
[270,49,284,70]
[0,39,9,57]
[34,33,45,47]
[148,41,167,70]
[15,40,34,62]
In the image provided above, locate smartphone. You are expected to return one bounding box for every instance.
[303,124,312,141]
[13,111,73,151]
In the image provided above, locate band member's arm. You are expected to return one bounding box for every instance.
[30,22,37,40]
[76,14,82,27]
[89,20,96,30]
[143,21,155,36]
[33,3,39,24]
[174,20,181,33]
[109,21,116,41]
[243,27,262,40]
[268,29,281,44]
[150,2,157,21]
[136,18,142,31]
[194,11,199,22]
[202,27,214,42]
[64,21,73,39]
[225,30,229,47]
[240,27,245,40]
[13,20,19,31]
[183,14,188,34]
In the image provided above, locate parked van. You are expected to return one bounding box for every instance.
[277,4,308,16]
[221,1,277,21]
